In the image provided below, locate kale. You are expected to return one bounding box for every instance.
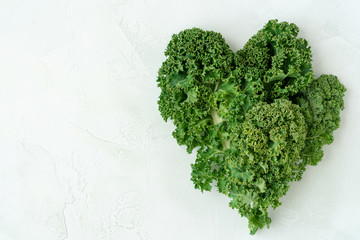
[157,19,346,234]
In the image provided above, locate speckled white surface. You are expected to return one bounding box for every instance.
[0,0,360,239]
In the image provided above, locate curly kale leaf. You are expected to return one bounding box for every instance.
[221,99,306,234]
[157,28,234,153]
[296,74,346,166]
[190,146,225,191]
[236,19,313,101]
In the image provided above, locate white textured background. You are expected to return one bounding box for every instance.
[1,0,359,239]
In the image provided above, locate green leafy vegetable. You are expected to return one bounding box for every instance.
[156,19,346,234]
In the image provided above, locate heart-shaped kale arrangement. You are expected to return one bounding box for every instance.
[156,19,346,234]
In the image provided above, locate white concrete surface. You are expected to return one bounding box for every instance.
[0,0,359,239]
